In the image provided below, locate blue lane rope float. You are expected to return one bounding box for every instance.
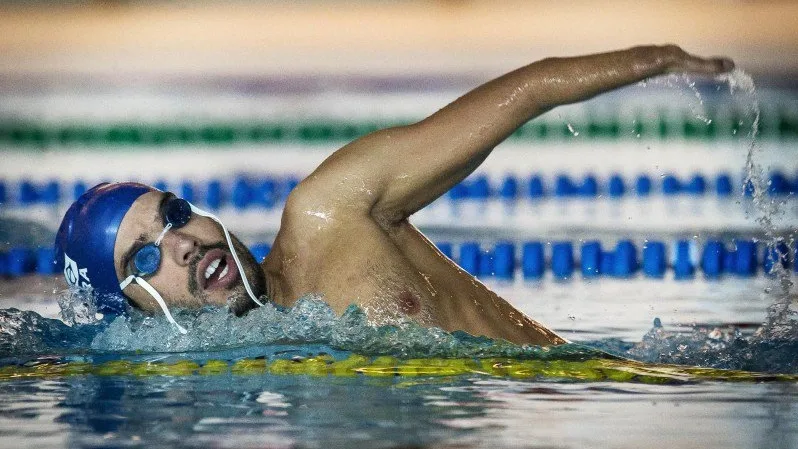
[521,242,545,280]
[180,181,195,203]
[599,250,615,276]
[580,241,601,278]
[528,175,546,199]
[551,242,575,279]
[613,240,638,277]
[1,238,796,280]
[458,242,480,276]
[73,181,87,201]
[492,242,516,279]
[435,239,794,281]
[686,174,707,195]
[554,174,576,197]
[642,241,667,278]
[498,176,518,199]
[206,180,223,209]
[701,240,725,279]
[579,175,599,197]
[662,175,682,196]
[673,240,696,280]
[634,175,652,196]
[8,247,36,277]
[716,174,733,196]
[735,239,759,277]
[608,175,626,198]
[36,247,56,275]
[2,171,795,208]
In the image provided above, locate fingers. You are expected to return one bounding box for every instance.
[659,45,735,75]
[683,53,735,74]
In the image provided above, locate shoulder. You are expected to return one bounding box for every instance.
[275,176,394,261]
[280,174,373,233]
[269,178,374,287]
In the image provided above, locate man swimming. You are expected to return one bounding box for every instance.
[55,45,733,345]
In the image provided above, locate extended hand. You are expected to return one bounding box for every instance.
[656,44,735,75]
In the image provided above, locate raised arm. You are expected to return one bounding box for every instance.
[291,45,733,225]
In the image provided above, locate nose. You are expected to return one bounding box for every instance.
[164,231,199,266]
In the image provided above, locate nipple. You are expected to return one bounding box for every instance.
[397,291,420,316]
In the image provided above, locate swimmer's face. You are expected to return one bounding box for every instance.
[113,190,265,316]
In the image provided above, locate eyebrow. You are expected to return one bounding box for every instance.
[119,192,173,275]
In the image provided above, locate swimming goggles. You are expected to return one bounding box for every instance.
[118,195,265,334]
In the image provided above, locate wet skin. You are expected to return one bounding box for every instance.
[113,45,733,346]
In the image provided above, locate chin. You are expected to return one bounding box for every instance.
[227,289,260,316]
[212,231,267,316]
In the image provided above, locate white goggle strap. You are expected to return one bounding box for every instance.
[120,274,135,291]
[187,203,266,308]
[154,223,172,246]
[119,274,188,335]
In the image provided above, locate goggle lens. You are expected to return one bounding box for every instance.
[133,243,161,276]
[162,197,192,228]
[129,196,193,277]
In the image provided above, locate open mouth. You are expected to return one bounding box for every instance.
[197,248,240,291]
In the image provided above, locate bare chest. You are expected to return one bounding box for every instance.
[273,222,468,327]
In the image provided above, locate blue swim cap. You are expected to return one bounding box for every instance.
[54,182,152,315]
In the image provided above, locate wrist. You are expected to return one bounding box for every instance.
[630,44,680,76]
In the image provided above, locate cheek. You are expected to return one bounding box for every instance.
[186,216,224,241]
[145,261,197,306]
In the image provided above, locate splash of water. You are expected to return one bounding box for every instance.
[0,308,93,355]
[89,297,601,360]
[608,70,798,370]
[0,297,606,362]
[643,73,713,125]
[610,318,798,374]
[651,69,796,340]
[718,69,796,340]
[5,301,796,373]
[57,288,100,326]
[566,122,579,137]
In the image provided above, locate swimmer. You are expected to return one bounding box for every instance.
[54,45,733,345]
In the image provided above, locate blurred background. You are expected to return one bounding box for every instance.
[0,1,797,315]
[1,0,797,76]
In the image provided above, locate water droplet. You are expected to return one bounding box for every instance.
[566,123,579,136]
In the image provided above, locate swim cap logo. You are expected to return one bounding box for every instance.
[63,253,92,289]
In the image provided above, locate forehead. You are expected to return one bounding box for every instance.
[113,190,164,262]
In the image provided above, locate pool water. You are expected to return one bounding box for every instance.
[1,363,796,449]
[1,267,797,448]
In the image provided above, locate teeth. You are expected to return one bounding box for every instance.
[218,263,229,280]
[204,258,221,280]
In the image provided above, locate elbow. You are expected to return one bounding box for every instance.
[370,201,408,230]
